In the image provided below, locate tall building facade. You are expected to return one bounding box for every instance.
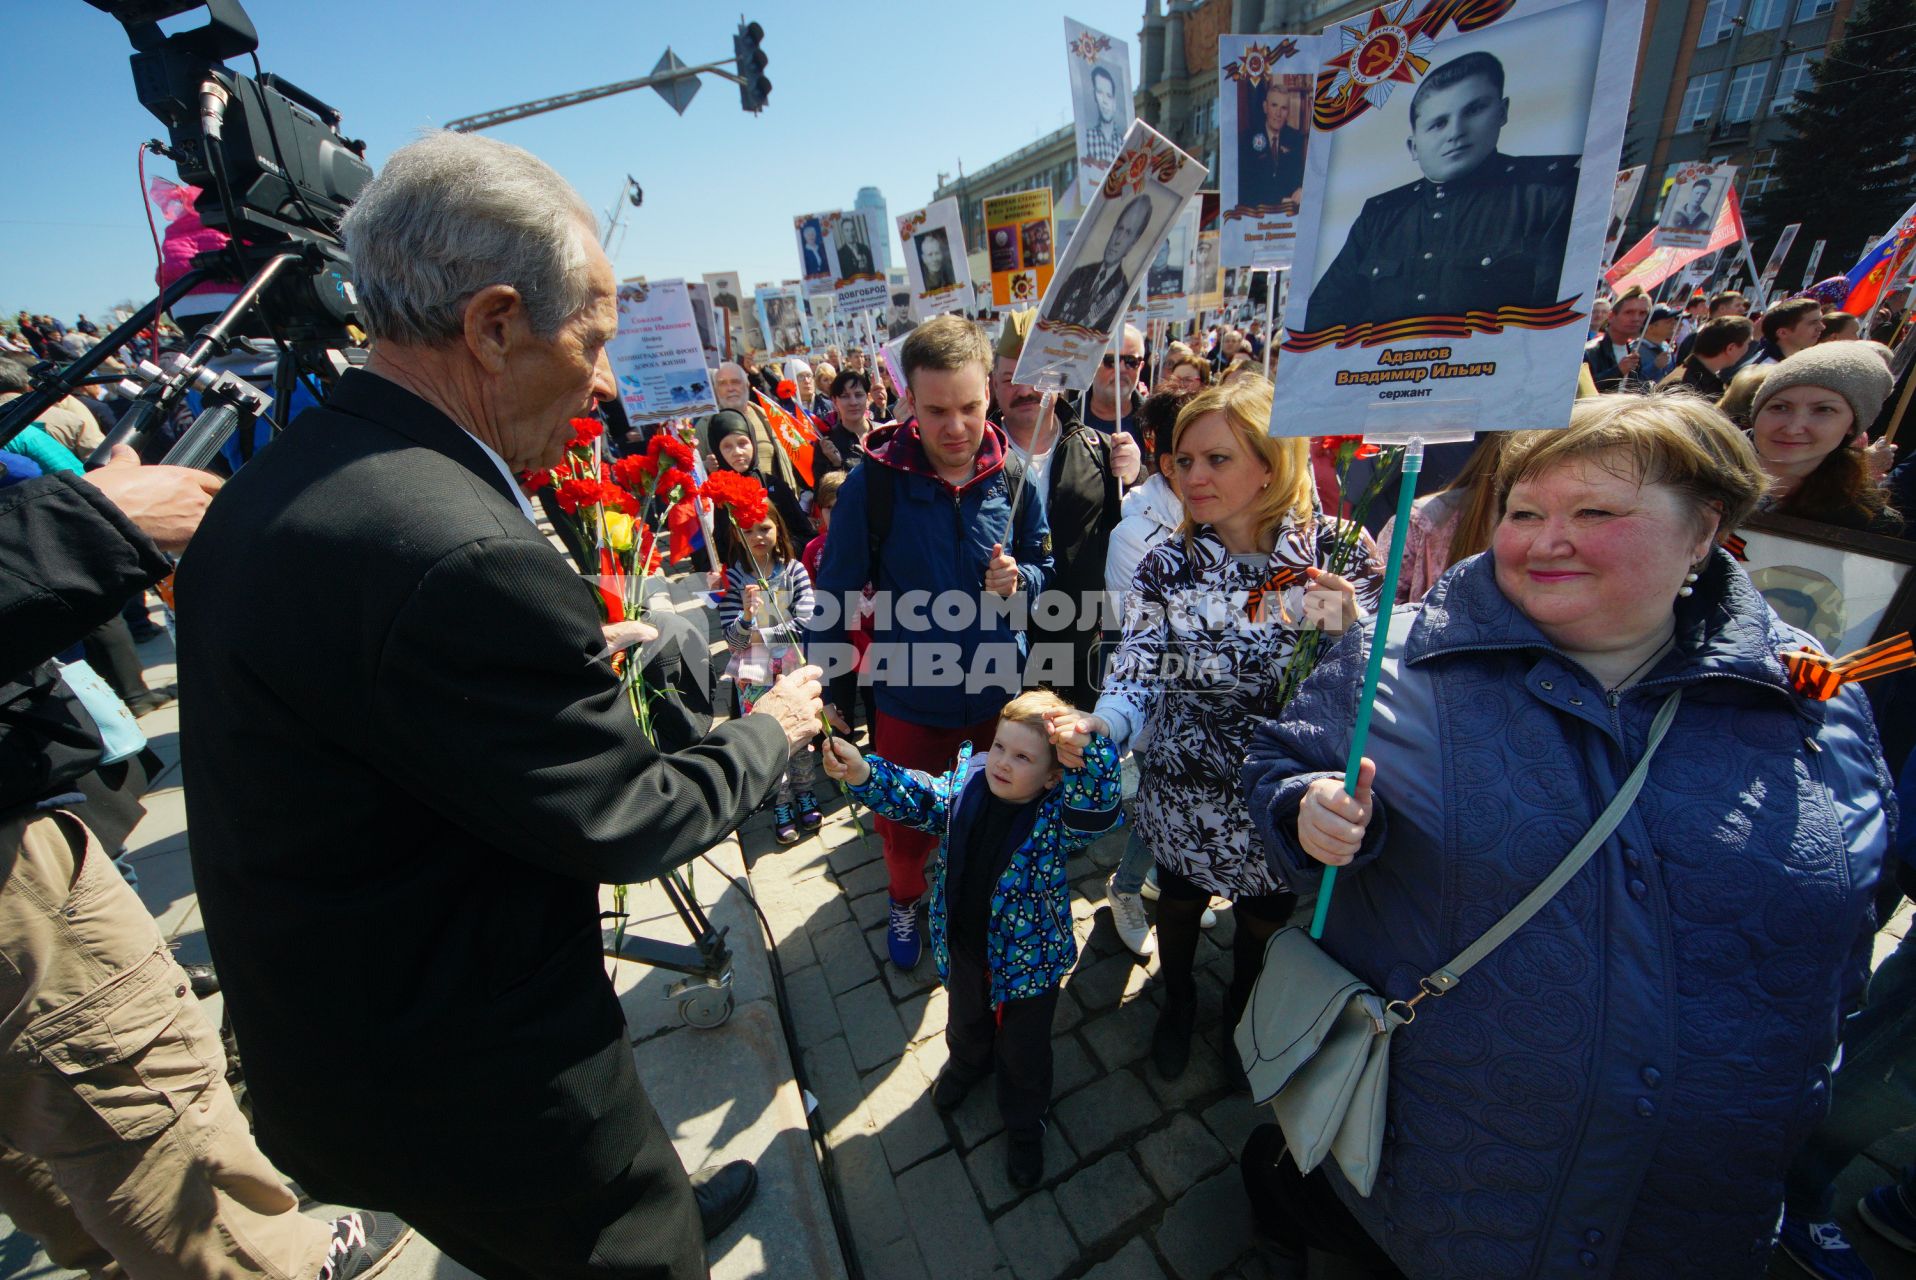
[937,0,1854,268]
[854,186,894,276]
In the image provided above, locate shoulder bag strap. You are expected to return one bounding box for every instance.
[1412,688,1683,1004]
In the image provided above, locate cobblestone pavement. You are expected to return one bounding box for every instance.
[740,765,1916,1280]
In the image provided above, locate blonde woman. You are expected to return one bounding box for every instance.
[1053,376,1383,1078]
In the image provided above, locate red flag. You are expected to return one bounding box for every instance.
[754,391,817,488]
[1605,188,1746,295]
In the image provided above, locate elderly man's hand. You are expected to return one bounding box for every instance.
[80,445,222,554]
[1298,759,1375,867]
[1109,429,1143,486]
[984,544,1020,597]
[752,664,824,754]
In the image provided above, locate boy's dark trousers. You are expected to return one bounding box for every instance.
[944,937,1058,1137]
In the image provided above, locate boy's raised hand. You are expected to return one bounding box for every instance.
[1044,711,1108,770]
[821,735,871,786]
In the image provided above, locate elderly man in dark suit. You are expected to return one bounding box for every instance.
[1050,194,1154,332]
[177,131,823,1280]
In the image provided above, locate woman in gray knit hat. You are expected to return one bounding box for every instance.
[1747,340,1902,533]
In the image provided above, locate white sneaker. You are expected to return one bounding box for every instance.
[1201,903,1219,929]
[1138,874,1159,902]
[1105,872,1156,957]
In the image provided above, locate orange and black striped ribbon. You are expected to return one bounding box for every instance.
[1782,633,1916,701]
[1245,567,1304,624]
[1723,533,1748,561]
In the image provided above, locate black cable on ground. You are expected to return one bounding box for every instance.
[697,843,867,1280]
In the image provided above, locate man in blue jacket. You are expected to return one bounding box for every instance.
[812,314,1052,968]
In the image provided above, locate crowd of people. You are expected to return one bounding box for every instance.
[2,123,1913,1280]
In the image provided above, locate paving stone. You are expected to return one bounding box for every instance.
[849,886,892,932]
[784,963,843,1049]
[1200,1094,1264,1161]
[882,948,941,999]
[830,1134,912,1259]
[802,1036,867,1139]
[1085,830,1127,870]
[1156,1169,1257,1280]
[775,924,818,976]
[897,983,948,1046]
[840,859,891,900]
[861,1055,949,1173]
[966,1123,1079,1212]
[1136,1111,1230,1200]
[1052,1034,1096,1097]
[950,1073,1006,1150]
[1082,992,1160,1073]
[1144,1034,1231,1110]
[827,824,883,876]
[1083,1238,1170,1280]
[816,919,880,996]
[1054,1151,1156,1252]
[908,1030,951,1089]
[1068,950,1149,1013]
[858,1233,930,1280]
[991,1191,1080,1280]
[757,861,844,941]
[839,980,909,1072]
[1052,1070,1156,1158]
[752,841,833,885]
[895,1151,1005,1279]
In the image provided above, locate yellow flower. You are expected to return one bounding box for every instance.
[604,511,635,552]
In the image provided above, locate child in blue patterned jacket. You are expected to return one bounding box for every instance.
[822,689,1122,1189]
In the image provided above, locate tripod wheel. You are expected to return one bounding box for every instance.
[679,987,734,1029]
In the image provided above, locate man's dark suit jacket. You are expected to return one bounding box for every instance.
[176,370,789,1215]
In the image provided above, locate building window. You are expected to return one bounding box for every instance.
[1724,62,1768,121]
[1794,0,1833,19]
[1699,0,1731,44]
[1746,0,1788,32]
[1772,48,1819,107]
[1743,147,1778,199]
[1680,70,1725,129]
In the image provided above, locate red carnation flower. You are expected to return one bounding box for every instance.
[656,434,696,468]
[775,379,797,399]
[598,480,638,515]
[554,477,601,514]
[656,466,696,501]
[702,470,771,528]
[567,416,604,449]
[610,453,658,491]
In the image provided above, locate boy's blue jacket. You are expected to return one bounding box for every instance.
[811,420,1053,729]
[852,734,1122,1003]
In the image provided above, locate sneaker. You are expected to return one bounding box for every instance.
[773,803,799,845]
[1106,871,1156,958]
[1007,1130,1045,1190]
[1134,874,1217,928]
[316,1211,411,1280]
[1779,1213,1876,1279]
[796,790,822,831]
[887,897,923,969]
[1859,1183,1916,1252]
[931,1063,983,1110]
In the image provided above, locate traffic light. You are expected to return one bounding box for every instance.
[734,20,770,113]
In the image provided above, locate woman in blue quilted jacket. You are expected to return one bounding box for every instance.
[1242,393,1893,1279]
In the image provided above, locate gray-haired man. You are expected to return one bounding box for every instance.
[178,132,821,1278]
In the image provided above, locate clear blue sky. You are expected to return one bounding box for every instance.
[1,1,1145,323]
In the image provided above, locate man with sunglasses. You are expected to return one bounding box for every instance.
[1077,324,1147,452]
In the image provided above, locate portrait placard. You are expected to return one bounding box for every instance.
[794,212,836,297]
[1219,35,1324,270]
[1758,222,1802,303]
[1013,119,1207,389]
[1654,160,1735,252]
[1065,18,1135,208]
[1739,514,1916,655]
[1195,227,1223,312]
[897,198,974,320]
[828,208,889,314]
[685,281,722,369]
[608,278,717,424]
[755,283,812,356]
[701,271,744,356]
[1602,164,1645,267]
[1147,201,1201,321]
[1272,0,1643,439]
[1801,239,1828,290]
[984,189,1056,308]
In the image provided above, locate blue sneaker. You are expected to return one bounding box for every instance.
[887,897,922,970]
[1859,1183,1916,1253]
[1778,1212,1876,1279]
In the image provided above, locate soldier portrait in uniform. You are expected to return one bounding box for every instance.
[1237,76,1309,212]
[1302,50,1579,332]
[915,229,956,292]
[834,214,876,279]
[1049,191,1157,332]
[764,293,804,352]
[1664,176,1716,232]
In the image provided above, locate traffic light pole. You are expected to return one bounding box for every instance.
[446,60,746,133]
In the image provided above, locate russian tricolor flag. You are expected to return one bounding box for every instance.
[1841,200,1916,315]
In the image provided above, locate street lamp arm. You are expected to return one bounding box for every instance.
[446,61,741,133]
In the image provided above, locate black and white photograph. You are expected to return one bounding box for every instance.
[1016,118,1206,389]
[794,212,833,294]
[1655,160,1736,250]
[1603,164,1646,265]
[916,230,954,291]
[1220,36,1324,270]
[685,279,720,367]
[896,197,974,320]
[701,270,743,318]
[756,285,809,354]
[833,210,878,280]
[1276,0,1638,438]
[1064,17,1134,206]
[1146,202,1199,321]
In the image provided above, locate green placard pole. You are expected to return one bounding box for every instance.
[1309,438,1424,940]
